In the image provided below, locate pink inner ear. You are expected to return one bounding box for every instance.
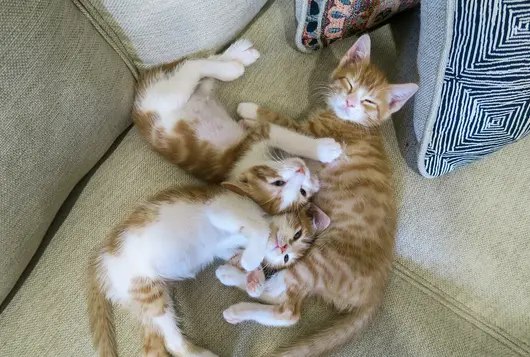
[309,204,331,231]
[339,34,371,67]
[388,83,419,113]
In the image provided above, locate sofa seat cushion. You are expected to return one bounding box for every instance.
[0,0,134,303]
[1,0,528,355]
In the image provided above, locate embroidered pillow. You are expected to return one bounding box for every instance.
[295,0,419,52]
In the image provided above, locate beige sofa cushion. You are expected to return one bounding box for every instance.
[0,1,135,302]
[1,0,528,355]
[76,0,267,70]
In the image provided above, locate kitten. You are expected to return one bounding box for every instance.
[88,185,331,357]
[217,34,419,357]
[132,39,342,215]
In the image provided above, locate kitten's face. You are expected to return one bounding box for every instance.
[222,158,320,215]
[264,203,330,268]
[326,34,418,127]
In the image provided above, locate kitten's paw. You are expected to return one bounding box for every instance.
[246,269,265,298]
[316,138,343,163]
[215,265,243,286]
[237,102,259,119]
[238,119,259,130]
[240,251,262,272]
[214,61,245,81]
[223,304,246,324]
[223,39,260,66]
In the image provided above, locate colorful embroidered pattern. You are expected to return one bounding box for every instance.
[296,0,419,51]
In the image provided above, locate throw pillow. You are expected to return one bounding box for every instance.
[295,0,420,52]
[417,0,530,177]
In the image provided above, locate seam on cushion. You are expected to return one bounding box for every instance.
[393,260,529,356]
[416,1,455,178]
[70,0,139,80]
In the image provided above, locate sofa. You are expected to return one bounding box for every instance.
[1,0,529,356]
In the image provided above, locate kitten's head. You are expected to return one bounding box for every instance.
[264,203,330,268]
[326,34,418,127]
[222,158,320,215]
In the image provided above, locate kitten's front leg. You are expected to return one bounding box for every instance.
[207,203,269,271]
[237,103,342,163]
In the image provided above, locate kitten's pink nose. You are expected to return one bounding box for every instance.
[346,99,357,108]
[280,245,288,253]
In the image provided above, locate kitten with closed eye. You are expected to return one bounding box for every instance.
[88,185,331,357]
[218,34,418,357]
[133,39,342,214]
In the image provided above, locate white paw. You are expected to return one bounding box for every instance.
[316,138,343,163]
[223,305,245,324]
[215,61,245,81]
[246,269,265,298]
[237,102,259,119]
[223,39,260,66]
[240,251,262,272]
[215,265,242,286]
[238,118,259,130]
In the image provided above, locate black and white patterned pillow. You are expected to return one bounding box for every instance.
[418,0,530,177]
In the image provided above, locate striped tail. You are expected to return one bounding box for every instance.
[88,257,117,357]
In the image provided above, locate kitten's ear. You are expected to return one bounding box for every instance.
[339,34,371,68]
[307,203,331,232]
[221,181,249,197]
[388,83,419,114]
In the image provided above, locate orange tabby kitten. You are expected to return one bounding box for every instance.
[132,40,342,214]
[217,35,418,357]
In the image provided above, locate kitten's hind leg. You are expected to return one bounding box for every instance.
[194,59,245,82]
[131,278,217,357]
[237,103,302,130]
[223,298,301,327]
[212,39,260,66]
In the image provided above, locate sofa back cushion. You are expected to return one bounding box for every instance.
[0,0,135,302]
[76,0,268,69]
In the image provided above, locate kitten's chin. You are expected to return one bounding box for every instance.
[333,107,363,123]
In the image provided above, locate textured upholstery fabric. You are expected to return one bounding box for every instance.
[76,0,268,69]
[0,0,134,303]
[1,0,529,355]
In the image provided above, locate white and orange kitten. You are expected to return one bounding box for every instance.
[88,185,330,357]
[133,39,342,214]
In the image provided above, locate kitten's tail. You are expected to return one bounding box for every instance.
[88,255,117,357]
[271,303,377,357]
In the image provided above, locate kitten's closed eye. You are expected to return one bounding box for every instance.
[272,180,285,186]
[363,98,376,106]
[339,78,353,92]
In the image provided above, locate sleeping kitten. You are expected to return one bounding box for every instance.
[132,39,342,214]
[88,185,331,357]
[217,35,419,357]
